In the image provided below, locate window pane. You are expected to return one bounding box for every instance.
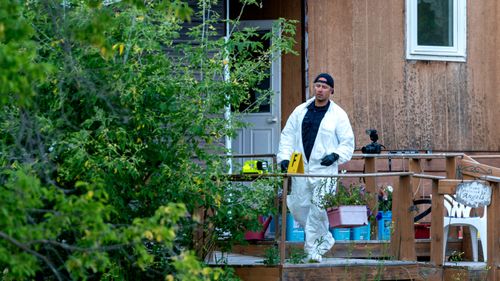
[417,0,453,46]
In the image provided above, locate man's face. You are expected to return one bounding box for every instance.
[313,79,333,102]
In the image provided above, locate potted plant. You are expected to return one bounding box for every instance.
[376,185,393,240]
[318,180,370,228]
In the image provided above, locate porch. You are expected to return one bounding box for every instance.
[208,251,489,281]
[210,153,500,280]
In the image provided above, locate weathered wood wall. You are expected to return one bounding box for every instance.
[230,0,303,129]
[307,0,500,152]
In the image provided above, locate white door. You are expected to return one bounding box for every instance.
[232,20,281,161]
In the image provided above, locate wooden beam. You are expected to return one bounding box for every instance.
[443,267,488,281]
[445,157,464,253]
[391,175,416,260]
[234,266,281,281]
[229,171,414,180]
[410,158,422,197]
[288,172,413,178]
[280,176,290,265]
[232,263,493,281]
[282,262,435,280]
[459,159,500,178]
[487,182,500,281]
[430,179,444,266]
[437,179,459,195]
[463,154,479,163]
[228,239,464,259]
[414,173,446,180]
[437,179,488,195]
[364,157,378,240]
[351,153,464,159]
[470,154,500,160]
[445,156,457,179]
[391,175,401,259]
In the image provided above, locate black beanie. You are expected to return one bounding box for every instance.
[314,73,334,88]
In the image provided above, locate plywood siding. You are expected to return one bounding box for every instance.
[307,0,354,117]
[307,0,500,152]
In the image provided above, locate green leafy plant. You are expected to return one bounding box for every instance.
[318,181,370,209]
[378,185,393,212]
[262,246,280,266]
[286,247,307,264]
[215,176,278,252]
[448,251,465,262]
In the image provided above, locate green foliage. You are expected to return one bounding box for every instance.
[0,0,52,106]
[286,247,306,264]
[0,166,188,280]
[318,181,370,209]
[0,0,296,279]
[377,185,393,212]
[214,177,278,254]
[262,246,279,266]
[448,251,464,262]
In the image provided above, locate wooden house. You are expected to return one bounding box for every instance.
[230,0,500,160]
[197,1,500,280]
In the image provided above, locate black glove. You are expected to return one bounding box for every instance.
[320,153,339,166]
[280,160,290,173]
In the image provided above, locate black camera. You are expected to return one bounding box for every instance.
[361,129,385,154]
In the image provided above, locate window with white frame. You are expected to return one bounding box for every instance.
[406,0,466,62]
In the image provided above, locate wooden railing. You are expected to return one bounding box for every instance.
[227,153,500,276]
[278,171,414,264]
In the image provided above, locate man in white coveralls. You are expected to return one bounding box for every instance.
[277,73,355,262]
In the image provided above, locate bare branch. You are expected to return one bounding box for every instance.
[28,239,127,252]
[0,231,64,281]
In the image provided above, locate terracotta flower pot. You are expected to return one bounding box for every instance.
[327,205,368,228]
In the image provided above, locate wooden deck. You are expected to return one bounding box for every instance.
[230,239,465,260]
[207,251,491,281]
[218,153,500,280]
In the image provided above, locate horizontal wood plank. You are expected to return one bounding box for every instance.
[228,239,464,259]
[234,266,280,281]
[459,159,500,178]
[283,263,432,281]
[414,173,446,180]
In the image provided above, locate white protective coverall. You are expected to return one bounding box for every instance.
[277,97,354,258]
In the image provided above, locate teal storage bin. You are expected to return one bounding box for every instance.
[377,211,392,240]
[351,223,370,240]
[286,213,305,241]
[331,227,351,241]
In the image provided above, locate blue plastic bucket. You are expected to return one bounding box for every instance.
[286,213,305,241]
[351,223,371,240]
[377,211,392,240]
[331,227,351,241]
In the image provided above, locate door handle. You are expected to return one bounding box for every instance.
[266,117,278,123]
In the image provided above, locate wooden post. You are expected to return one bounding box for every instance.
[364,157,377,239]
[487,182,500,281]
[280,176,290,265]
[430,179,444,266]
[409,158,422,197]
[274,182,280,241]
[445,156,457,179]
[391,175,416,260]
[445,155,467,255]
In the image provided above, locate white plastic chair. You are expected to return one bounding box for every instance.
[443,194,487,262]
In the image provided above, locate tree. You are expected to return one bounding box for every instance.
[0,0,296,279]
